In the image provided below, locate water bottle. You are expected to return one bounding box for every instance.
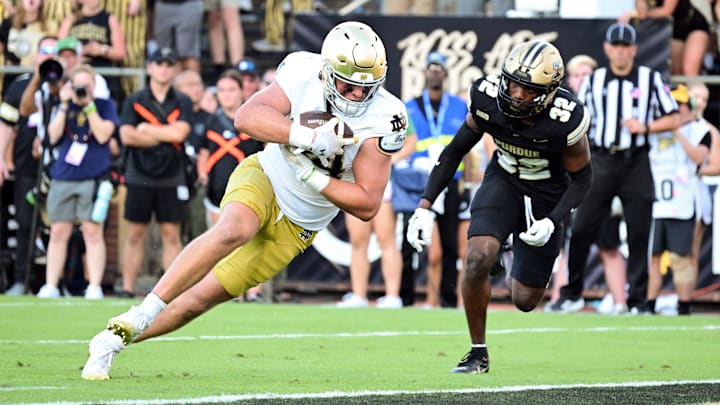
[91,180,113,222]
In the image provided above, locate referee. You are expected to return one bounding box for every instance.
[553,22,681,314]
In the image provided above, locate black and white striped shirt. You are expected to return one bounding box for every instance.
[577,65,677,150]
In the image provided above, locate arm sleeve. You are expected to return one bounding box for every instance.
[421,120,482,203]
[548,163,593,225]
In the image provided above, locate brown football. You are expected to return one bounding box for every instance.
[294,111,354,139]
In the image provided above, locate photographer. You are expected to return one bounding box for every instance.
[36,64,119,299]
[0,35,58,296]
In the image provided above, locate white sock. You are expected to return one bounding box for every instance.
[472,343,487,349]
[137,292,167,320]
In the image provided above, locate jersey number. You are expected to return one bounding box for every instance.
[549,97,577,123]
[497,149,551,180]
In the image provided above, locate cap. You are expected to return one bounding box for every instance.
[149,47,176,64]
[57,37,80,54]
[237,58,258,76]
[671,83,690,104]
[426,51,448,70]
[606,23,637,45]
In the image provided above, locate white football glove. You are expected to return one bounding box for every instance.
[285,151,330,193]
[288,118,354,166]
[406,207,435,252]
[519,217,555,247]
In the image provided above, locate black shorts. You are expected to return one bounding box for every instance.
[651,218,695,255]
[124,184,187,223]
[468,171,563,288]
[596,215,621,250]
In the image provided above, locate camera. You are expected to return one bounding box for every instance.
[38,59,64,83]
[74,86,88,98]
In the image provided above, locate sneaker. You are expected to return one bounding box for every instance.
[547,297,585,313]
[336,293,369,308]
[81,330,125,380]
[251,39,286,53]
[84,285,104,300]
[5,282,25,296]
[451,350,490,374]
[107,307,151,345]
[376,295,403,309]
[37,284,60,298]
[610,303,628,315]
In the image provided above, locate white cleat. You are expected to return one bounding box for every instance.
[107,306,151,345]
[81,330,125,380]
[336,293,369,308]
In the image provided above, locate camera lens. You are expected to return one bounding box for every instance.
[74,86,87,98]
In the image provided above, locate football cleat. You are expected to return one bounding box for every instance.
[81,330,125,380]
[452,350,490,374]
[107,306,151,345]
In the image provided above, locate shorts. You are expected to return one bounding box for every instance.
[154,0,203,59]
[596,215,621,250]
[651,218,695,255]
[204,0,238,10]
[47,179,95,223]
[467,170,562,288]
[124,184,187,223]
[213,155,316,297]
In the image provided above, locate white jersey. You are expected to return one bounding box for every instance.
[257,52,408,230]
[649,119,710,219]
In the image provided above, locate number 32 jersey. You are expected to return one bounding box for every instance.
[468,74,589,203]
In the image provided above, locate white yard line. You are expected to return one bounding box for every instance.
[1,324,718,345]
[11,379,720,405]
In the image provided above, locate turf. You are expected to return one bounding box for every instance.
[1,296,719,404]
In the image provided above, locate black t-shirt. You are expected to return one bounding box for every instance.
[0,74,38,178]
[120,86,193,187]
[186,108,213,155]
[200,110,263,205]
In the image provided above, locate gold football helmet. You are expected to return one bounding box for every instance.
[321,21,387,117]
[498,40,564,118]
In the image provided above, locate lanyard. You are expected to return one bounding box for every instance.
[422,90,448,140]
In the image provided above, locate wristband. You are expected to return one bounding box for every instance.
[288,123,315,150]
[301,167,330,192]
[83,102,97,115]
[58,104,69,113]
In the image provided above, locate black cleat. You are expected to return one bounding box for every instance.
[451,351,490,374]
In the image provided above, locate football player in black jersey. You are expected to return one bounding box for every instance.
[407,40,592,373]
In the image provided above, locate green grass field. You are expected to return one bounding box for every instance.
[1,296,719,404]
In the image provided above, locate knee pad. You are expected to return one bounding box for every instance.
[669,253,695,283]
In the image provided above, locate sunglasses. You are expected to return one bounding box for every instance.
[39,45,57,55]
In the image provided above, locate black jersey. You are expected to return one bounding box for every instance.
[468,74,589,204]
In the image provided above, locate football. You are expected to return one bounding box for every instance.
[294,111,354,139]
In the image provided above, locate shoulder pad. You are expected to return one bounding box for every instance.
[377,132,406,154]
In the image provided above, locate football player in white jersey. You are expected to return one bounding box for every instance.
[648,84,710,315]
[81,21,407,380]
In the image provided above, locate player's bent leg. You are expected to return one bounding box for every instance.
[509,278,545,312]
[135,271,234,343]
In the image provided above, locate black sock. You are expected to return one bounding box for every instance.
[647,299,656,314]
[471,345,488,358]
[678,300,691,315]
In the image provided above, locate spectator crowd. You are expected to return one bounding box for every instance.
[0,0,718,318]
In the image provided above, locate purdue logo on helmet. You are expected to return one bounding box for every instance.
[321,21,387,118]
[497,40,564,118]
